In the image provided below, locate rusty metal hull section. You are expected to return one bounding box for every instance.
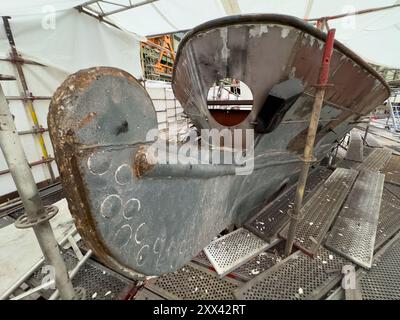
[49,15,389,279]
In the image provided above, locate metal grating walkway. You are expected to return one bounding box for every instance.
[359,233,400,300]
[144,263,240,300]
[325,171,385,269]
[345,131,363,162]
[28,250,134,300]
[192,249,281,281]
[203,228,275,277]
[356,148,392,172]
[280,168,358,256]
[245,167,333,242]
[374,185,400,250]
[364,133,382,148]
[381,155,400,186]
[234,247,348,300]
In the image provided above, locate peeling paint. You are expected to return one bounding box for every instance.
[249,24,269,38]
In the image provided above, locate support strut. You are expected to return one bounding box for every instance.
[0,81,76,300]
[284,28,336,256]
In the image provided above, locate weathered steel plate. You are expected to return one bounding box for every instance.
[145,263,240,300]
[279,168,358,256]
[325,171,385,269]
[245,166,332,241]
[203,228,276,277]
[345,130,363,162]
[234,247,348,300]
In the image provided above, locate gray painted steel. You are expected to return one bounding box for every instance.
[325,171,384,269]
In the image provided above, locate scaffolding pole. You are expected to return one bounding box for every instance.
[0,81,76,300]
[284,28,336,256]
[2,16,55,182]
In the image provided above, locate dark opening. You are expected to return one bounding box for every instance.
[255,79,304,133]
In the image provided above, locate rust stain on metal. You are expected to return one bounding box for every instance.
[78,112,97,129]
[48,66,147,280]
[134,146,155,179]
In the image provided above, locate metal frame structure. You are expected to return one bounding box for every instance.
[2,17,56,183]
[284,28,336,256]
[0,80,76,300]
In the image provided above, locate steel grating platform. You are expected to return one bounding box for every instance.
[203,228,276,277]
[325,171,385,269]
[192,249,281,281]
[144,262,240,300]
[381,155,400,186]
[356,148,392,172]
[384,183,400,199]
[280,168,358,256]
[231,251,282,281]
[345,131,363,162]
[234,247,348,300]
[28,250,134,300]
[191,250,212,269]
[359,233,400,300]
[134,288,165,300]
[364,133,382,148]
[374,186,400,250]
[245,167,333,242]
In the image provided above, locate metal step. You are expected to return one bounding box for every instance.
[192,249,281,281]
[374,185,400,250]
[325,171,385,269]
[234,247,348,300]
[203,228,277,277]
[144,262,240,300]
[381,155,400,186]
[245,167,333,242]
[364,133,382,148]
[280,168,358,256]
[345,131,363,162]
[359,232,400,300]
[356,148,392,172]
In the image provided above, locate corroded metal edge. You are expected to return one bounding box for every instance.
[48,67,151,280]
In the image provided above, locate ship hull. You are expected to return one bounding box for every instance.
[49,15,389,279]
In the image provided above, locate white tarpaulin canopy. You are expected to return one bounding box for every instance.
[0,0,399,68]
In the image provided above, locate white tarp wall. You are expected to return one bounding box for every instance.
[92,0,400,69]
[0,8,142,196]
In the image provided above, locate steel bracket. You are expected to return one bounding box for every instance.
[15,205,59,229]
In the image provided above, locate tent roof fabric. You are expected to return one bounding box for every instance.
[1,0,400,68]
